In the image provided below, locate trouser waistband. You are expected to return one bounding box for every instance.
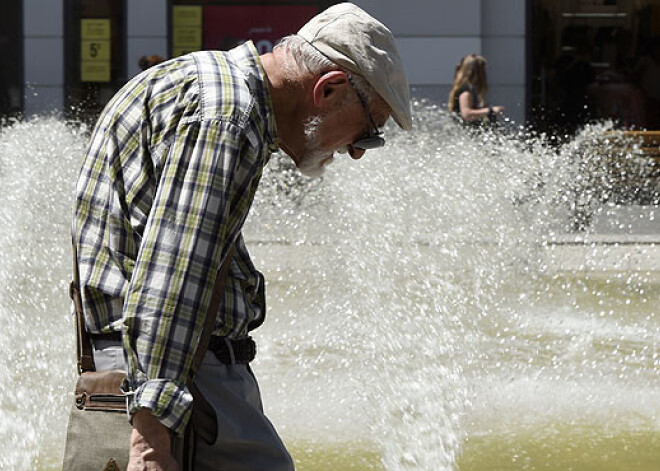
[209,336,256,364]
[90,333,256,365]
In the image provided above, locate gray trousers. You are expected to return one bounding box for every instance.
[93,340,294,471]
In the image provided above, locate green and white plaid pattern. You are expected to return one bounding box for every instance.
[73,41,277,432]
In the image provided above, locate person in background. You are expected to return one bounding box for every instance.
[138,54,165,71]
[448,54,504,124]
[70,2,411,471]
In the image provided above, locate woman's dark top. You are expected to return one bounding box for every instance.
[452,84,496,126]
[452,84,479,117]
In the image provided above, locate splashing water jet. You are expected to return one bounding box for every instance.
[1,106,659,470]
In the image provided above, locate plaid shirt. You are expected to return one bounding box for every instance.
[73,42,278,432]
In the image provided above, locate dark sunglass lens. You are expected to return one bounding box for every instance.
[353,135,385,150]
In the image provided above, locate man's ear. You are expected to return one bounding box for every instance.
[312,70,349,108]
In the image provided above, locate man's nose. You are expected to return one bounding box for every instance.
[348,145,366,160]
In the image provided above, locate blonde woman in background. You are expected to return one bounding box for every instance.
[448,54,504,124]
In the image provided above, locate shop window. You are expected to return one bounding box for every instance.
[530,0,660,135]
[0,0,22,119]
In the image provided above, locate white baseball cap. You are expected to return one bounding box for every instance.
[297,3,413,130]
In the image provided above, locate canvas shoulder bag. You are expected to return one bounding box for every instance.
[62,240,232,471]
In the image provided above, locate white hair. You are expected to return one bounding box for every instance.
[275,35,377,105]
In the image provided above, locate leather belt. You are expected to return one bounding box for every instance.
[91,331,122,342]
[89,332,256,365]
[208,336,256,364]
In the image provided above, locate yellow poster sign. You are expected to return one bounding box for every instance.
[81,40,110,61]
[173,47,196,58]
[173,27,202,48]
[81,19,111,82]
[172,6,202,57]
[173,6,202,27]
[81,19,110,39]
[81,62,111,82]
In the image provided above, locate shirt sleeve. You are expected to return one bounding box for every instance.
[122,117,256,433]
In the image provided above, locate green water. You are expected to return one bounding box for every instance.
[286,427,660,471]
[270,271,660,471]
[458,427,660,471]
[31,428,660,471]
[289,441,382,470]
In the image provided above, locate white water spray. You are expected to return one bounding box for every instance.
[0,107,658,470]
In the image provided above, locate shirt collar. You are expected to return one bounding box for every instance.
[228,41,279,153]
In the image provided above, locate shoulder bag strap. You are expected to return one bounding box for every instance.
[71,238,95,373]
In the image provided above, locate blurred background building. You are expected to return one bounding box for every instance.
[1,0,659,132]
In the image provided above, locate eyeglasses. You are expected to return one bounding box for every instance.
[347,75,385,150]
